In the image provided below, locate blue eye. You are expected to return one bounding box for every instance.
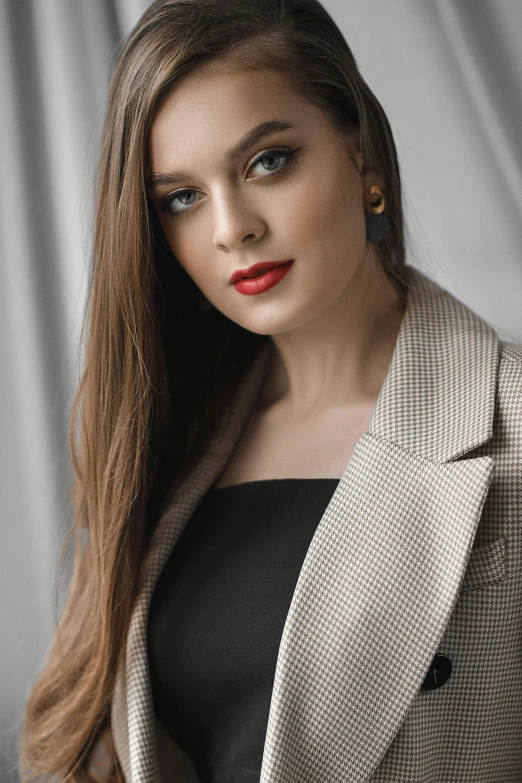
[249,148,297,177]
[160,147,301,217]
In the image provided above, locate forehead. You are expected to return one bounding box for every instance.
[147,68,320,172]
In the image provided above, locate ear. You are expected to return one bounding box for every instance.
[350,128,364,174]
[361,170,387,192]
[340,126,363,173]
[354,147,364,175]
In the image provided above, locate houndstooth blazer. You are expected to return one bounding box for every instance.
[101,265,522,782]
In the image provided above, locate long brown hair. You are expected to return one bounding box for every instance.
[19,1,409,780]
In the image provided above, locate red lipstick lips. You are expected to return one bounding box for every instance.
[229,260,293,284]
[230,259,294,296]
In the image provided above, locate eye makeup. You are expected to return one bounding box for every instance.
[158,146,303,217]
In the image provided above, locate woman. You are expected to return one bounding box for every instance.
[19,0,522,781]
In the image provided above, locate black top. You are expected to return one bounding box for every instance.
[146,477,340,783]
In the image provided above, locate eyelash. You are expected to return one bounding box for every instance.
[159,147,302,216]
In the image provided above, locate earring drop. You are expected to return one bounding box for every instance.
[364,184,389,243]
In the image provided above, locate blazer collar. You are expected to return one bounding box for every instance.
[111,264,499,783]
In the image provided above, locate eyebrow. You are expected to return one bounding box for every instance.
[146,119,296,190]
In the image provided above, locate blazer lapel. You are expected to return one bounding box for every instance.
[112,265,499,783]
[258,266,498,783]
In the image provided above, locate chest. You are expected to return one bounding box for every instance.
[214,400,376,488]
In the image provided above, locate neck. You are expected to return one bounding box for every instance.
[258,252,407,421]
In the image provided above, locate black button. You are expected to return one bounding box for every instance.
[421,654,452,690]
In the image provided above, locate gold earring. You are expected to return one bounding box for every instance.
[364,184,389,243]
[365,184,386,215]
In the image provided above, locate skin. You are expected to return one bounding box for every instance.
[146,65,406,481]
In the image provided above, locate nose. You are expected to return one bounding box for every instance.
[212,185,265,250]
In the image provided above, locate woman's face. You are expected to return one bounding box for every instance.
[146,66,373,335]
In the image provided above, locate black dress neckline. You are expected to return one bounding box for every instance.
[211,477,342,492]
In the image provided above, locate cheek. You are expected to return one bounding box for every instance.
[283,164,366,255]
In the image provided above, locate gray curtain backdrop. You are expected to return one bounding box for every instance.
[1,1,521,780]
